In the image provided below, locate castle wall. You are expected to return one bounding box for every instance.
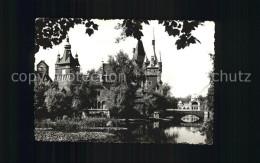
[55,66,71,74]
[145,76,158,91]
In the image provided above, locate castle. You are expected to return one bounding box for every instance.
[177,94,201,110]
[54,37,80,90]
[95,35,163,113]
[36,35,163,114]
[35,60,52,83]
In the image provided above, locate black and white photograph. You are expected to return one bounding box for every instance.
[34,19,214,144]
[3,0,260,162]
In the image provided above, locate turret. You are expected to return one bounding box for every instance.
[145,55,150,67]
[158,51,162,71]
[75,51,78,58]
[56,53,60,64]
[133,40,146,68]
[152,28,158,64]
[151,56,155,66]
[64,36,71,49]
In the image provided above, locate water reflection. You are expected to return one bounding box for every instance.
[164,127,205,144]
[111,120,208,144]
[181,115,200,123]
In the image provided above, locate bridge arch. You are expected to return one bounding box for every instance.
[165,110,204,120]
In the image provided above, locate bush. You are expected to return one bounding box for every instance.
[110,106,120,118]
[119,108,143,119]
[80,117,112,127]
[35,119,54,128]
[110,105,143,119]
[35,118,120,132]
[55,120,81,132]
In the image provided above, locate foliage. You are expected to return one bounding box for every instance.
[35,72,101,120]
[207,53,215,111]
[108,51,141,86]
[161,83,171,97]
[143,90,172,117]
[54,120,81,132]
[68,73,98,111]
[166,96,178,109]
[198,95,206,103]
[176,95,191,103]
[35,18,99,53]
[35,118,120,132]
[106,51,176,118]
[200,114,214,145]
[34,80,51,119]
[107,51,142,118]
[35,19,203,54]
[116,20,203,50]
[34,119,53,128]
[44,84,72,119]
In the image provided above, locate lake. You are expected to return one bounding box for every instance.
[107,115,212,144]
[35,114,213,144]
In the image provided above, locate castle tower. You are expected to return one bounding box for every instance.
[36,60,52,82]
[152,28,158,62]
[37,60,49,76]
[158,51,162,72]
[55,36,80,90]
[144,31,162,92]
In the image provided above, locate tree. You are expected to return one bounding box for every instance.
[44,84,72,119]
[34,80,51,119]
[178,95,191,103]
[207,53,215,112]
[161,83,171,97]
[35,18,203,55]
[108,50,139,86]
[35,18,99,53]
[115,20,203,50]
[198,95,206,102]
[107,51,142,118]
[143,90,171,117]
[166,96,178,109]
[199,53,215,144]
[68,73,98,111]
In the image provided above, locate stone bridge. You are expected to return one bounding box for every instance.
[161,109,205,120]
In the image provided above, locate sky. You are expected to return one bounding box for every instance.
[35,20,215,97]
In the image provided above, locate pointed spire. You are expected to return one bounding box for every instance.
[153,27,155,40]
[75,51,78,58]
[134,40,146,66]
[56,50,60,64]
[66,35,69,43]
[64,35,71,49]
[146,55,149,62]
[145,55,150,67]
[159,51,162,62]
[152,28,158,61]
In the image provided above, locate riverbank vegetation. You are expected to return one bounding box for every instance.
[35,117,121,132]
